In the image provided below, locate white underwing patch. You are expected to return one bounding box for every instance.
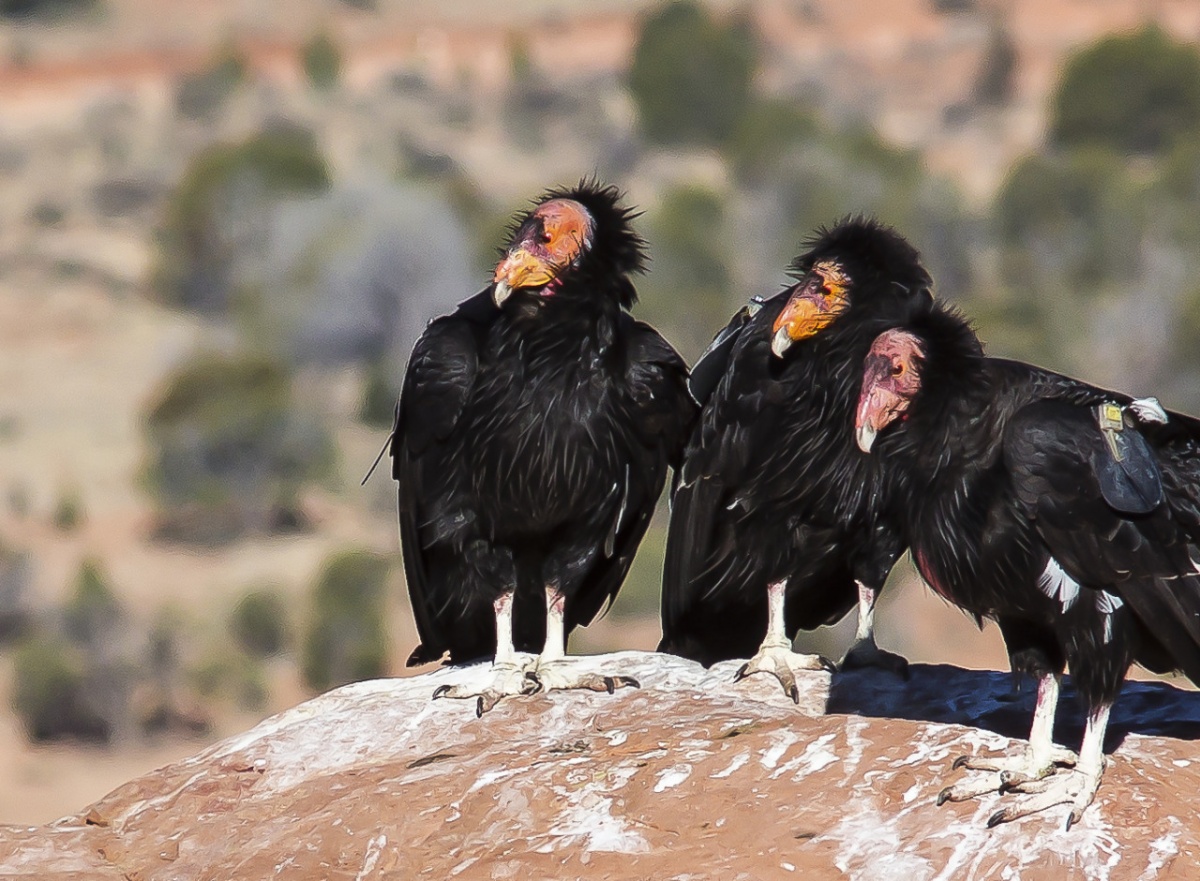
[1038,557,1081,611]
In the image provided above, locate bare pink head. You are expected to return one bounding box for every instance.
[855,329,924,453]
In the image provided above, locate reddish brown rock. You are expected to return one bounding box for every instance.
[2,652,1199,880]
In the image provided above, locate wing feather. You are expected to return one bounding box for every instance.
[1004,400,1200,680]
[390,309,483,663]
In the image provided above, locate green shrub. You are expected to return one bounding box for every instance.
[63,559,123,648]
[993,148,1142,290]
[144,351,335,542]
[230,588,290,657]
[302,550,390,692]
[972,25,1017,106]
[302,31,342,91]
[725,99,819,183]
[190,648,269,712]
[0,0,93,20]
[153,129,330,313]
[639,184,733,361]
[1050,26,1200,156]
[175,44,247,122]
[52,487,83,531]
[628,1,757,147]
[11,634,107,742]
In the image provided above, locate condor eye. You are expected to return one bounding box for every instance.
[541,230,553,244]
[891,362,905,377]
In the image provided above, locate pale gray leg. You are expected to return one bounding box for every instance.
[734,579,834,704]
[839,581,909,676]
[527,586,639,695]
[938,674,1077,805]
[989,703,1109,830]
[431,591,538,716]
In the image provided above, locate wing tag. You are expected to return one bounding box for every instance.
[1092,402,1164,515]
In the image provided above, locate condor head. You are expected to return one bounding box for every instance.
[855,329,924,453]
[770,260,851,357]
[769,217,931,359]
[492,198,594,307]
[491,181,646,312]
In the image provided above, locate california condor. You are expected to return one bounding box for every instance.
[391,181,695,715]
[855,306,1200,827]
[658,218,934,698]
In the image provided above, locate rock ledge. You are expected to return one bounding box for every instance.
[2,651,1198,880]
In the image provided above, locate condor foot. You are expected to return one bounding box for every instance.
[734,642,835,704]
[526,658,640,697]
[937,745,1078,807]
[986,763,1104,831]
[431,658,539,717]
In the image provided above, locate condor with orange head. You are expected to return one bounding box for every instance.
[659,218,933,698]
[392,181,694,715]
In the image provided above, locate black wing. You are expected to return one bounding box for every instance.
[1004,399,1200,681]
[661,301,786,659]
[390,292,491,664]
[687,296,765,406]
[565,318,695,630]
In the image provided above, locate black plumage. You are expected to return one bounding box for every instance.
[658,218,934,688]
[391,181,694,711]
[855,304,1200,827]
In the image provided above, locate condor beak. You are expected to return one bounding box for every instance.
[855,383,905,454]
[856,421,877,454]
[771,282,847,358]
[493,247,555,307]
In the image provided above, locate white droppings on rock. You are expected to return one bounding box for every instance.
[542,790,649,854]
[354,834,386,881]
[842,714,870,778]
[774,733,838,781]
[903,784,921,804]
[711,750,750,779]
[1137,818,1182,881]
[654,764,693,792]
[823,804,935,881]
[760,729,803,770]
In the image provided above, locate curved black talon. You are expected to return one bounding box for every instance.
[1065,812,1079,832]
[604,676,616,694]
[819,656,838,674]
[734,662,750,682]
[936,787,953,807]
[986,809,1008,829]
[432,684,452,700]
[475,697,485,718]
[619,675,640,689]
[524,671,543,693]
[788,684,800,704]
[952,755,972,771]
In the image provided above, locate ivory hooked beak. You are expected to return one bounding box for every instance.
[856,422,877,454]
[493,280,513,307]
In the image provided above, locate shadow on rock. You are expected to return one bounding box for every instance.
[828,663,1200,752]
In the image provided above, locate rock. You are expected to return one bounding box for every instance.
[2,651,1198,880]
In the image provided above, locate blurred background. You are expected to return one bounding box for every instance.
[1,0,1199,824]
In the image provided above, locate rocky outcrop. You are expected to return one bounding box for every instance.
[2,651,1198,880]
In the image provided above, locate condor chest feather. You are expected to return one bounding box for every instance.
[466,346,622,521]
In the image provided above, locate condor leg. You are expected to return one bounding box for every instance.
[734,579,834,704]
[431,591,538,716]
